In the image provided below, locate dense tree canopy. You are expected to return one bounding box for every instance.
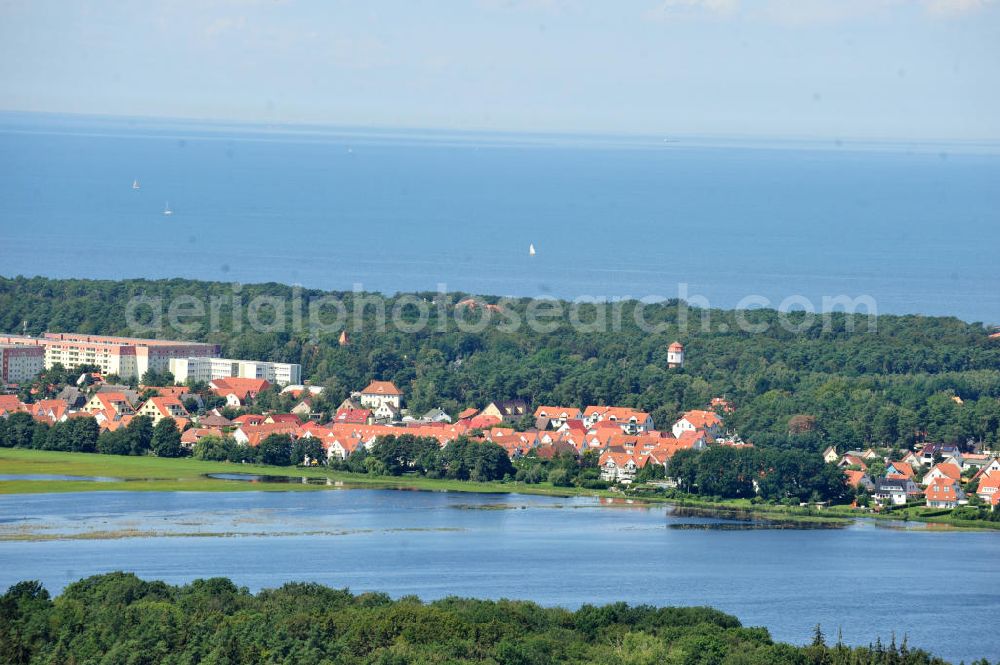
[3,276,999,452]
[0,573,965,665]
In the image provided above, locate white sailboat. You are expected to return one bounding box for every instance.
[528,243,536,256]
[163,202,173,216]
[132,179,140,190]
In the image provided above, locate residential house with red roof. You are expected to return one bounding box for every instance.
[83,392,135,416]
[233,422,300,446]
[599,450,641,484]
[180,427,223,450]
[837,455,868,471]
[457,407,479,421]
[0,394,24,415]
[333,408,372,425]
[209,378,271,407]
[671,410,722,440]
[142,386,192,401]
[971,458,1000,482]
[886,461,915,480]
[533,406,582,428]
[584,406,655,434]
[29,399,70,424]
[844,469,875,492]
[357,381,402,410]
[921,463,962,487]
[976,469,1000,503]
[196,413,233,428]
[925,477,965,509]
[371,401,401,424]
[232,414,266,427]
[323,434,365,461]
[137,396,189,426]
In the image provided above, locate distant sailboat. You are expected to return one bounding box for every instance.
[163,202,173,216]
[132,179,140,190]
[528,243,536,256]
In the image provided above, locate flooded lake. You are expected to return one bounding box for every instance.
[0,489,996,663]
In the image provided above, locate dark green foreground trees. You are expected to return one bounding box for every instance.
[0,573,968,665]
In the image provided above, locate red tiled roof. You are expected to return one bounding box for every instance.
[584,405,652,423]
[30,399,68,421]
[0,395,25,413]
[925,478,959,502]
[210,378,271,401]
[533,406,582,420]
[238,422,300,446]
[841,455,868,470]
[233,414,266,426]
[142,386,190,399]
[928,463,962,481]
[466,414,502,429]
[181,427,220,444]
[977,470,1000,494]
[887,462,915,479]
[361,380,402,396]
[334,408,371,424]
[142,395,188,418]
[844,469,869,487]
[676,409,722,430]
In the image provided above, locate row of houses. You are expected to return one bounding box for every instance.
[0,376,277,433]
[837,445,1000,510]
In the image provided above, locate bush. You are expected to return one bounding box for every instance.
[547,467,573,487]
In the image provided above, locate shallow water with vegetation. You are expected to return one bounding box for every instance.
[0,488,996,663]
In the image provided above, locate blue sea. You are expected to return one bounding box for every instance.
[1,112,998,324]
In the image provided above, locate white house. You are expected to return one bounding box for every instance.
[599,451,639,485]
[873,477,919,506]
[976,470,1000,503]
[672,410,723,440]
[925,478,965,509]
[357,381,402,410]
[921,463,962,487]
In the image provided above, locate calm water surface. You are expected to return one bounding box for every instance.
[1,113,999,323]
[0,489,996,663]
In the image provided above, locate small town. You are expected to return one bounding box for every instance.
[2,331,998,515]
[3,5,999,660]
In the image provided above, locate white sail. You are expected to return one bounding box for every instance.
[132,179,140,190]
[529,243,536,256]
[163,202,173,216]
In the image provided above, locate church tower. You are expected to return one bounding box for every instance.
[667,341,685,369]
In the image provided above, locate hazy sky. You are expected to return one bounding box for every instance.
[1,0,998,140]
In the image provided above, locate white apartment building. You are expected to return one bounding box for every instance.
[0,333,219,380]
[169,356,301,386]
[0,345,45,384]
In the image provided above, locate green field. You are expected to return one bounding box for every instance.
[0,448,609,498]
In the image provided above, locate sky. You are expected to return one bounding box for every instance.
[0,0,998,140]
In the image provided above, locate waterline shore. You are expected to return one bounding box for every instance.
[1,448,997,531]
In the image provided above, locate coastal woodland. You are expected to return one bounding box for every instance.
[0,572,969,665]
[2,275,998,453]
